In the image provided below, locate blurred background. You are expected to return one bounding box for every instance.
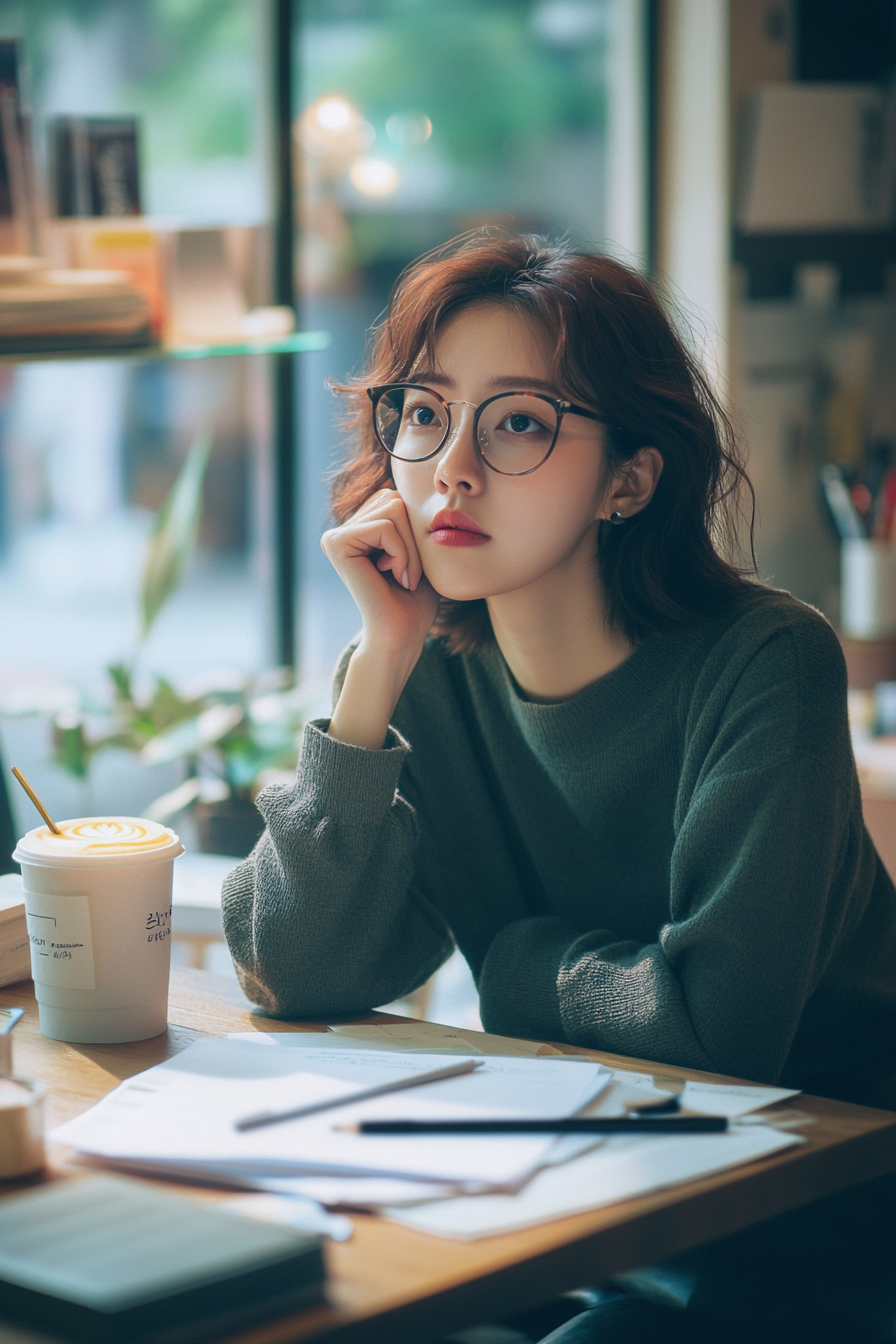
[0,1,894,1011]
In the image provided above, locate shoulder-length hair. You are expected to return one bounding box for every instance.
[331,232,755,651]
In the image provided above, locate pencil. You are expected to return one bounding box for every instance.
[340,1116,728,1135]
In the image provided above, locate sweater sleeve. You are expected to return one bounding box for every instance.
[478,622,871,1083]
[221,720,454,1017]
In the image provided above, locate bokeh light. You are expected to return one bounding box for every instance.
[384,113,433,149]
[298,95,375,158]
[349,157,400,196]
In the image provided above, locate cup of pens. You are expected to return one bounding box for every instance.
[841,539,896,639]
[820,463,896,640]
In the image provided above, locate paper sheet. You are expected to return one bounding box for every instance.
[220,1192,353,1241]
[53,1038,610,1188]
[259,1176,465,1208]
[679,1080,800,1117]
[326,1022,592,1058]
[239,1076,679,1210]
[383,1125,803,1240]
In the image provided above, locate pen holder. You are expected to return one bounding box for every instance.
[0,1076,45,1180]
[840,539,896,640]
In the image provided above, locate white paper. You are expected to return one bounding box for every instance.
[220,1192,353,1241]
[53,1037,610,1188]
[326,1022,592,1059]
[24,890,95,989]
[259,1176,465,1208]
[680,1080,800,1117]
[384,1126,803,1240]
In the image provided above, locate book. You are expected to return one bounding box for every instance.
[737,83,896,232]
[0,39,38,254]
[0,873,28,988]
[71,221,166,337]
[0,1173,324,1343]
[52,116,141,218]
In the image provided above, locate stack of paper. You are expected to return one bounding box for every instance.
[0,267,149,341]
[232,1034,804,1224]
[0,873,28,989]
[52,1038,611,1193]
[53,1024,807,1242]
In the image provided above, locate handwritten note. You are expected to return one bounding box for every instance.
[24,890,95,989]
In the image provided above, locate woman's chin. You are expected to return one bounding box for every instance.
[426,576,490,604]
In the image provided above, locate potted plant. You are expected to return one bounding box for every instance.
[48,432,305,857]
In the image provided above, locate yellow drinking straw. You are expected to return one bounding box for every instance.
[11,767,62,835]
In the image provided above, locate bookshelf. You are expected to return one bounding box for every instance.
[0,330,329,362]
[0,0,313,671]
[733,230,896,301]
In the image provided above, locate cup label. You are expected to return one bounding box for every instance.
[24,891,96,989]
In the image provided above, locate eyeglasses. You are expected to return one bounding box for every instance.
[367,383,602,477]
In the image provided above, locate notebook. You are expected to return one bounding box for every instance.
[0,1174,324,1342]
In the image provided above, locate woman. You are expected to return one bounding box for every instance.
[223,233,896,1343]
[223,233,896,1111]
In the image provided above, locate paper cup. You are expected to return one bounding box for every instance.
[13,818,184,1044]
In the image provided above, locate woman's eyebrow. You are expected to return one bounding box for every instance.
[490,376,561,395]
[410,372,562,396]
[410,368,451,386]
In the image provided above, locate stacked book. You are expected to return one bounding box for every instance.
[0,256,150,351]
[0,873,28,989]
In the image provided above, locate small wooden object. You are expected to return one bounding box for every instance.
[0,1076,44,1180]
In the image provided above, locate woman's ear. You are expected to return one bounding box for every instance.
[599,447,663,522]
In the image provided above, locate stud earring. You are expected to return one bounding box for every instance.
[610,511,626,526]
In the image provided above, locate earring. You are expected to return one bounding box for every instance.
[610,511,626,526]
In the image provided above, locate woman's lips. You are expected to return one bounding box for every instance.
[429,510,490,548]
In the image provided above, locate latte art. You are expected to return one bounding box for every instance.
[63,820,166,850]
[21,816,178,858]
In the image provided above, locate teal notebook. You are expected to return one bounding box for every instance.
[0,1174,325,1342]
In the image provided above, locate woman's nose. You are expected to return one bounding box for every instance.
[434,403,485,494]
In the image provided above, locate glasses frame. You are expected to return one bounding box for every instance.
[367,383,603,477]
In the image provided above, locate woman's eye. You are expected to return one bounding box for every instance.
[405,403,440,427]
[501,413,546,435]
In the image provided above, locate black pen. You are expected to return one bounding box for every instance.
[338,1116,728,1135]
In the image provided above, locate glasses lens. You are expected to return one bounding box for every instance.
[375,387,448,460]
[477,394,558,474]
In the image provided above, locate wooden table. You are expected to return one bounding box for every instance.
[2,967,896,1344]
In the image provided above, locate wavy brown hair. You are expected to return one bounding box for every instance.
[331,232,755,650]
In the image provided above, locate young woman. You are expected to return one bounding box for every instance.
[223,233,896,1114]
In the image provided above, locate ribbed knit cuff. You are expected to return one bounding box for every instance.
[255,719,411,828]
[478,916,575,1043]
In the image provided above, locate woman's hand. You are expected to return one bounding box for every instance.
[321,489,440,748]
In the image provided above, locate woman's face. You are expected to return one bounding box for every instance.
[391,302,609,603]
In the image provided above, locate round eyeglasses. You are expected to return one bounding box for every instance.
[367,384,602,477]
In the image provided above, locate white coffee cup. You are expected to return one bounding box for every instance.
[13,817,184,1044]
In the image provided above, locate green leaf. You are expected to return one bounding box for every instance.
[107,662,134,704]
[141,703,244,766]
[52,716,90,779]
[140,431,212,641]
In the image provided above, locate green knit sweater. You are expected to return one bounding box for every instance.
[222,585,896,1105]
